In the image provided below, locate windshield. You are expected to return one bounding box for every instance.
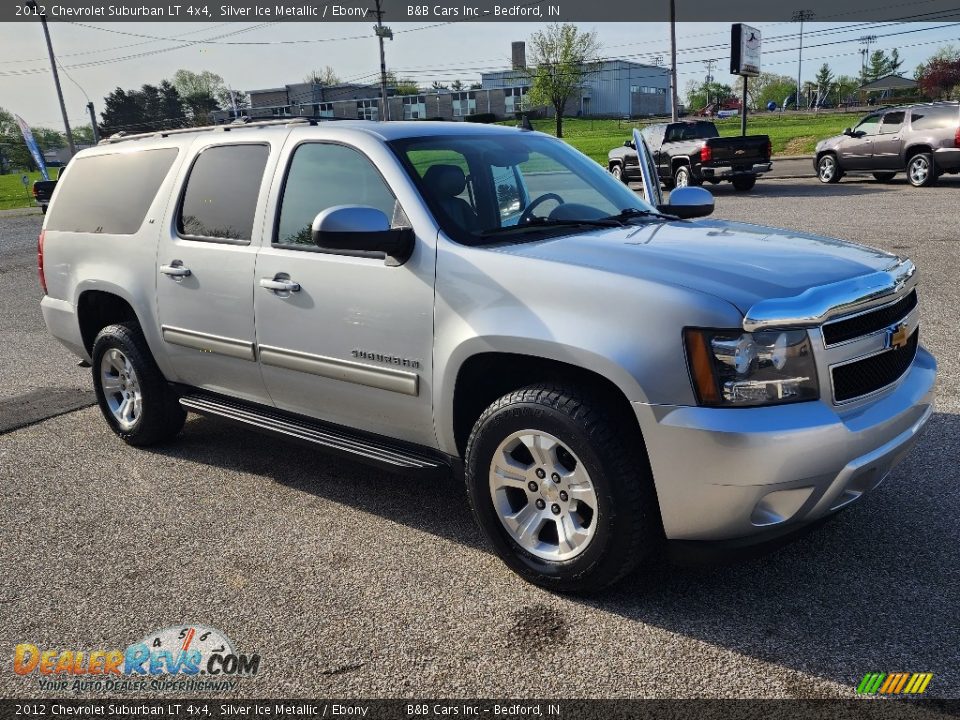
[389,133,657,245]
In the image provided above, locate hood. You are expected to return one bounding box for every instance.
[816,133,846,151]
[490,219,900,315]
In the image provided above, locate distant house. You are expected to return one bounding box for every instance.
[858,74,919,102]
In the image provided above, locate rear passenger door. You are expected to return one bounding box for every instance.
[872,110,906,169]
[155,140,277,403]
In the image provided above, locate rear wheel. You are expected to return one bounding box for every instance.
[92,322,185,446]
[674,165,699,188]
[732,175,757,192]
[872,172,896,182]
[817,154,842,183]
[907,153,936,187]
[464,383,660,593]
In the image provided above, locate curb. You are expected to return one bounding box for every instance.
[772,155,815,161]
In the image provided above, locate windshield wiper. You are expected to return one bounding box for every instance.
[604,207,677,222]
[480,217,623,237]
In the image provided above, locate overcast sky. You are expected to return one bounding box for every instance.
[1,20,957,128]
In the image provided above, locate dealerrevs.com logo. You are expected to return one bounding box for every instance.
[14,625,261,693]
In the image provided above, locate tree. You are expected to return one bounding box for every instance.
[814,63,835,104]
[450,79,464,91]
[834,74,860,105]
[863,49,903,83]
[525,23,600,137]
[305,66,340,85]
[685,79,734,112]
[383,72,420,96]
[431,81,448,90]
[915,46,960,99]
[100,83,187,136]
[0,105,65,172]
[172,69,226,125]
[735,72,795,110]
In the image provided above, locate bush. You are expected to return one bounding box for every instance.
[464,113,497,124]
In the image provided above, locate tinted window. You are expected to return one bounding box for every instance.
[46,148,178,234]
[879,111,905,134]
[665,122,717,142]
[178,144,269,241]
[911,106,959,130]
[855,114,881,136]
[276,143,400,247]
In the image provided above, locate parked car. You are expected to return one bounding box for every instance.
[608,120,772,191]
[32,178,57,214]
[39,119,935,592]
[815,102,960,187]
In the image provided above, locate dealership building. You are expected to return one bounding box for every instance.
[215,42,672,124]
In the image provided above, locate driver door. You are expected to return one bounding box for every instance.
[632,129,664,208]
[839,114,880,170]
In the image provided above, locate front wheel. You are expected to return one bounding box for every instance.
[907,153,936,187]
[732,175,757,192]
[464,384,660,593]
[92,322,186,446]
[817,154,842,183]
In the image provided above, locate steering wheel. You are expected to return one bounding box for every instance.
[517,193,564,225]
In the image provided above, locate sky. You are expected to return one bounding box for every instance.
[0,19,958,129]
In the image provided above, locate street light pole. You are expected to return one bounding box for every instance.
[792,9,814,111]
[669,0,678,120]
[27,0,75,156]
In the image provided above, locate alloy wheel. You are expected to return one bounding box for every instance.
[100,348,143,431]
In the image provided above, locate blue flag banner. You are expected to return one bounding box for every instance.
[14,114,50,181]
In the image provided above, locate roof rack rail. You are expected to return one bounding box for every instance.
[98,117,313,145]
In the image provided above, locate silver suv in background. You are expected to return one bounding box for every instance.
[815,102,960,187]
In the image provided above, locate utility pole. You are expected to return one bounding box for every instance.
[86,102,100,144]
[669,0,678,120]
[703,59,716,107]
[26,0,75,156]
[373,0,393,121]
[792,9,814,111]
[858,35,877,82]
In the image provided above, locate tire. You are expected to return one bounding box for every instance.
[732,175,757,192]
[464,383,660,593]
[673,165,699,188]
[610,163,627,183]
[91,322,186,446]
[907,153,936,187]
[872,172,896,182]
[817,154,842,184]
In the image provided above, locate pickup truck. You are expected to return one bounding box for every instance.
[608,120,772,191]
[39,120,934,592]
[32,178,57,214]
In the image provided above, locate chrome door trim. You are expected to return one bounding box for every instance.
[160,325,256,361]
[258,345,419,396]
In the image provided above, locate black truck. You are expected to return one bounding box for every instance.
[608,120,772,192]
[32,178,57,214]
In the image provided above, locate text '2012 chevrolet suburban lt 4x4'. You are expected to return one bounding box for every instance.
[39,120,936,592]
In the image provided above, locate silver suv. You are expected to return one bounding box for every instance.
[815,102,960,186]
[40,120,936,591]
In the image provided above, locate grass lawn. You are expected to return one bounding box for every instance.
[502,112,863,165]
[0,171,44,210]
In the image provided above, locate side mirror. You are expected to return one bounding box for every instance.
[843,127,853,136]
[624,140,634,148]
[659,186,714,219]
[312,205,414,265]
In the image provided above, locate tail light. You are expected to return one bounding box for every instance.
[955,127,960,148]
[765,140,773,159]
[700,143,712,163]
[32,185,39,198]
[38,230,47,295]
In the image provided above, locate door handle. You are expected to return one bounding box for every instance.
[160,262,191,277]
[259,277,301,292]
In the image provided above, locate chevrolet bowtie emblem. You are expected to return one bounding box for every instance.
[888,323,909,350]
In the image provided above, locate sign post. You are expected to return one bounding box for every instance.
[730,24,761,137]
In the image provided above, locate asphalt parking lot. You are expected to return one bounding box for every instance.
[1,175,958,700]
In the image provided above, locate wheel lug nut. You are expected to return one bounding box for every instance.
[551,504,561,515]
[528,481,538,492]
[535,499,546,510]
[535,468,546,479]
[559,491,568,502]
[551,472,560,482]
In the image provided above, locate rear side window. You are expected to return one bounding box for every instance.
[911,106,959,130]
[45,148,178,234]
[178,144,269,242]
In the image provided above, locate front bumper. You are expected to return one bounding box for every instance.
[702,162,772,179]
[635,346,936,542]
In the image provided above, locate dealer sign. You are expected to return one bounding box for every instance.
[731,24,761,77]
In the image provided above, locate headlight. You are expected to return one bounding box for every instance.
[684,328,819,407]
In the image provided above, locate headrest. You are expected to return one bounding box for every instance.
[423,163,467,197]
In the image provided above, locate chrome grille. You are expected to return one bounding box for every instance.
[822,290,918,346]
